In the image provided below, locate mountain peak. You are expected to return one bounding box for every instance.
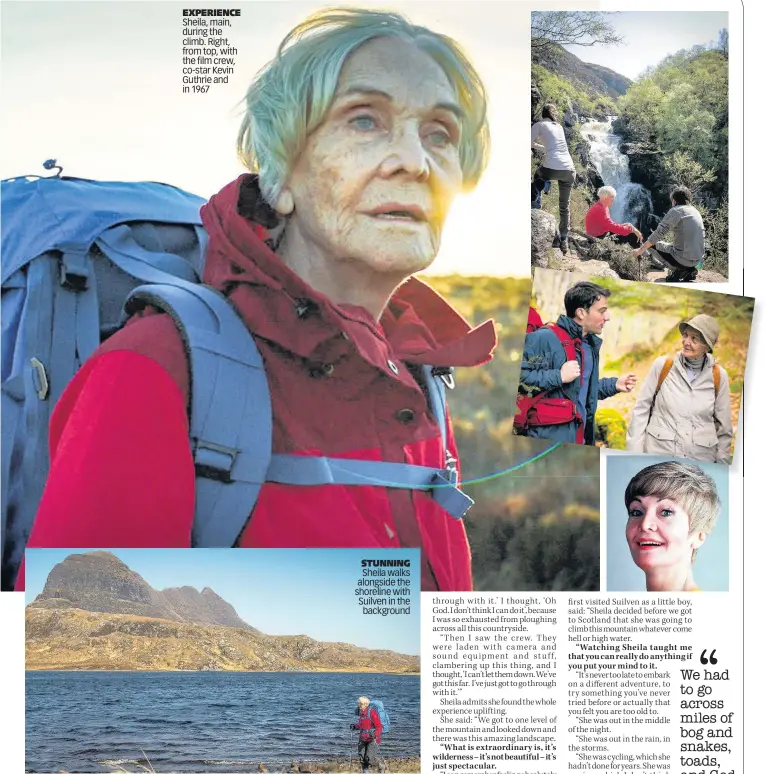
[29,552,256,632]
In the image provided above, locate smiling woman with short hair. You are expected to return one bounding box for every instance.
[22,8,496,592]
[624,460,721,591]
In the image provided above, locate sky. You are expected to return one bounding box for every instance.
[0,0,534,277]
[24,547,422,655]
[561,11,728,81]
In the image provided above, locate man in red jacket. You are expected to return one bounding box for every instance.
[352,697,383,773]
[19,9,496,592]
[585,186,643,248]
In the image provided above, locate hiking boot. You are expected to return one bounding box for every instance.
[560,238,569,255]
[666,267,697,283]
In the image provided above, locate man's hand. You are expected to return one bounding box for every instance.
[616,373,637,393]
[561,360,581,384]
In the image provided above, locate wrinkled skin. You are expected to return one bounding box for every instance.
[276,37,464,317]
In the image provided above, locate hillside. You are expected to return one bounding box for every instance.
[25,607,420,672]
[29,550,257,631]
[534,43,631,102]
[26,551,419,672]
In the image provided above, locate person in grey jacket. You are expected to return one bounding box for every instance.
[518,282,637,445]
[626,314,733,464]
[632,186,705,283]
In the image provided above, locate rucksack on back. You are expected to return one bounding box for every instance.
[368,699,390,734]
[514,308,585,442]
[1,173,473,590]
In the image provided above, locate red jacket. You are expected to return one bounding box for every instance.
[355,707,382,745]
[584,199,632,237]
[19,175,496,592]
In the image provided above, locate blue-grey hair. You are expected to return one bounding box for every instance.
[237,7,490,206]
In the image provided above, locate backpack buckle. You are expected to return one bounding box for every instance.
[59,249,90,291]
[432,366,455,390]
[30,357,50,400]
[443,450,459,485]
[193,439,239,483]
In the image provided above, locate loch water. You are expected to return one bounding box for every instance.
[26,670,419,773]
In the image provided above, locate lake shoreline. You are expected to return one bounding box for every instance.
[30,758,421,774]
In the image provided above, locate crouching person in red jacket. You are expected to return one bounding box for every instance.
[352,697,383,773]
[20,8,496,592]
[585,186,643,248]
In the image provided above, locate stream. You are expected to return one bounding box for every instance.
[581,118,658,235]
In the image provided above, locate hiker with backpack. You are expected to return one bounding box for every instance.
[3,8,496,592]
[351,696,384,773]
[515,282,637,445]
[626,315,733,464]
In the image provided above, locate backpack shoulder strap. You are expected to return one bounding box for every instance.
[713,363,721,395]
[263,364,474,520]
[648,357,674,421]
[124,281,272,548]
[545,323,580,363]
[655,357,674,397]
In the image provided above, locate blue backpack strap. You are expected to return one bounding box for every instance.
[264,364,473,520]
[265,455,472,520]
[124,282,272,547]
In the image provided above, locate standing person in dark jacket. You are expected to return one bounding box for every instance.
[352,697,383,773]
[518,282,637,445]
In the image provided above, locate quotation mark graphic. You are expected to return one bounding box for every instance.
[700,649,718,665]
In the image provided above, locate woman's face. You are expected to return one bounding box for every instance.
[276,36,464,276]
[681,327,709,359]
[625,494,705,572]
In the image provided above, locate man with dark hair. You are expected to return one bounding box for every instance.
[633,186,705,282]
[517,281,637,445]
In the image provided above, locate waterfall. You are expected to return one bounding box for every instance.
[581,118,656,234]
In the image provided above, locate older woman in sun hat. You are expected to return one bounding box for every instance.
[626,314,733,464]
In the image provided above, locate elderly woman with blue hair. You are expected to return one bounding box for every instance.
[24,8,495,592]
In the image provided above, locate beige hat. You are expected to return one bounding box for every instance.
[679,314,719,352]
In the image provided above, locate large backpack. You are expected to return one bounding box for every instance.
[1,173,472,590]
[368,699,390,734]
[514,309,585,443]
